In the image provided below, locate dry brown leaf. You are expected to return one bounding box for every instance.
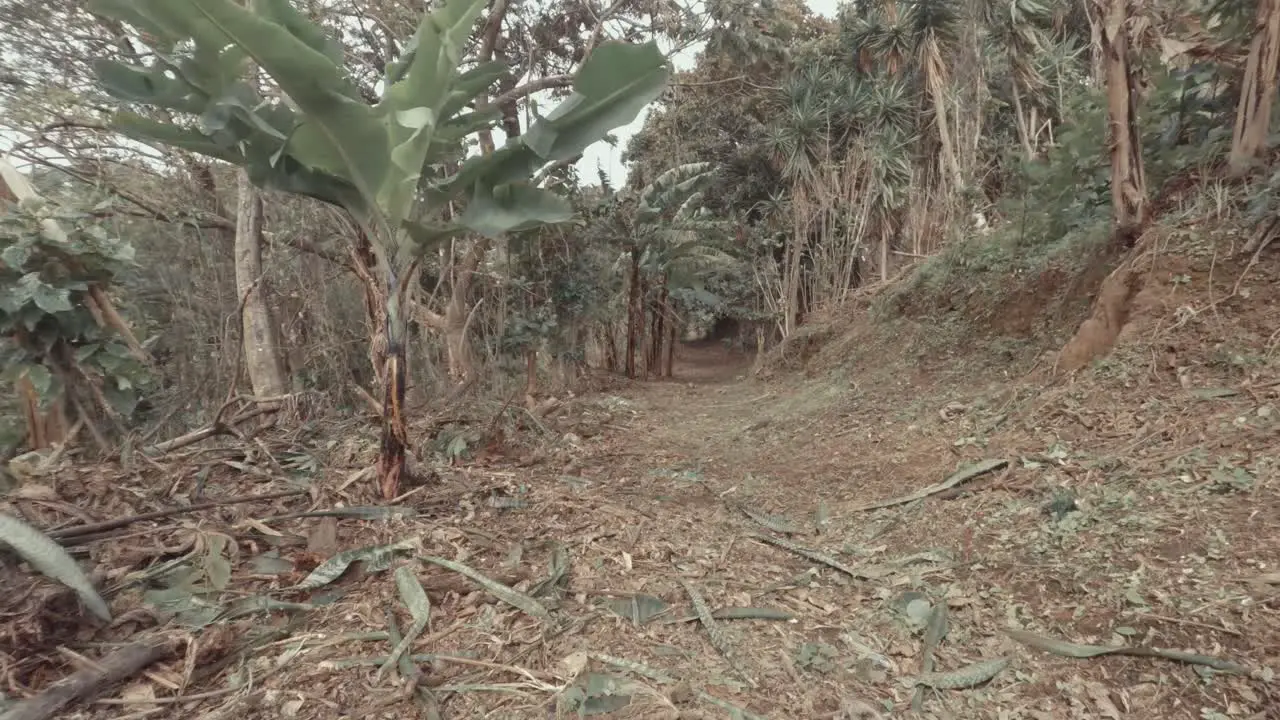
[1085,681,1121,719]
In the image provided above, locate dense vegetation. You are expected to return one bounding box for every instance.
[2,0,1278,482]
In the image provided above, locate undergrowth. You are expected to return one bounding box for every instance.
[875,71,1238,338]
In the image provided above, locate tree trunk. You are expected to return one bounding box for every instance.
[625,249,641,379]
[663,306,677,378]
[1229,0,1280,175]
[1097,0,1148,243]
[18,376,68,451]
[441,239,488,382]
[601,322,618,371]
[925,60,964,188]
[1011,81,1037,160]
[648,279,667,377]
[233,171,288,400]
[351,229,388,384]
[523,348,537,408]
[879,220,891,282]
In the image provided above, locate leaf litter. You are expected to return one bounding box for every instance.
[5,322,1280,720]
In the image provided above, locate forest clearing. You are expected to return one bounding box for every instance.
[1,0,1278,718]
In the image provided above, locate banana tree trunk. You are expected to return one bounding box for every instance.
[233,170,288,401]
[378,283,408,501]
[351,229,389,382]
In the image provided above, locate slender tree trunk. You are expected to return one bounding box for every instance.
[18,377,67,450]
[1011,81,1036,160]
[879,220,891,282]
[1229,0,1280,175]
[602,322,618,371]
[648,278,667,376]
[1096,0,1148,243]
[441,239,488,382]
[926,68,964,188]
[663,306,677,378]
[784,201,806,337]
[233,171,287,400]
[523,348,537,407]
[625,249,641,379]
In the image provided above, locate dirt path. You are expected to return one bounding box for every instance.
[484,336,1278,719]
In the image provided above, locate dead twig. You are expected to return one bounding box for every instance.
[848,459,1009,512]
[48,489,306,540]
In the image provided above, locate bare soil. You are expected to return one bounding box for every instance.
[3,244,1279,720]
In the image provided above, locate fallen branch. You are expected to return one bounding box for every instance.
[48,489,306,540]
[143,404,277,455]
[849,458,1009,513]
[0,638,178,720]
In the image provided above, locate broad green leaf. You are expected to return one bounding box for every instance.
[253,0,344,64]
[0,513,112,621]
[103,385,140,417]
[21,274,73,314]
[439,61,511,119]
[87,0,175,42]
[112,112,243,163]
[457,182,575,238]
[96,0,249,92]
[377,0,489,227]
[199,83,289,141]
[522,41,670,163]
[401,220,467,255]
[242,142,366,212]
[184,0,389,207]
[22,364,53,397]
[437,140,543,202]
[436,108,502,144]
[74,343,102,362]
[92,59,205,113]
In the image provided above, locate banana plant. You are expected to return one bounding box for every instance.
[89,0,671,498]
[616,162,734,376]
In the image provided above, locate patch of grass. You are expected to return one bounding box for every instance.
[877,216,1113,323]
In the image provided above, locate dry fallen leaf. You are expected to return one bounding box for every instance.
[119,682,156,708]
[559,651,590,681]
[1085,681,1121,719]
